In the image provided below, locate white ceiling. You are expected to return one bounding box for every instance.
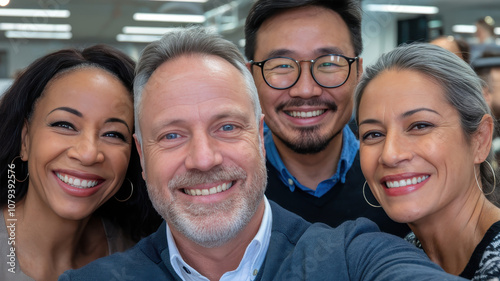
[0,0,253,44]
[1,0,499,44]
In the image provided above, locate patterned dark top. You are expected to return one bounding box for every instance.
[405,221,500,280]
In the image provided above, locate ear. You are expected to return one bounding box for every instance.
[20,120,30,161]
[133,134,146,180]
[259,114,266,159]
[356,57,364,81]
[473,114,494,164]
[246,62,253,72]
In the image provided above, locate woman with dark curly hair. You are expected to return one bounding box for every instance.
[0,45,161,281]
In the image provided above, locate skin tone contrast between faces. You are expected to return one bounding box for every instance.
[11,67,133,280]
[358,69,497,273]
[249,6,362,189]
[135,54,266,281]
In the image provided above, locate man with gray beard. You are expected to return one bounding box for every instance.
[59,27,467,281]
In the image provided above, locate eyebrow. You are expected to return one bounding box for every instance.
[264,47,346,60]
[48,107,131,133]
[49,107,82,117]
[106,118,131,134]
[359,108,441,127]
[402,108,441,118]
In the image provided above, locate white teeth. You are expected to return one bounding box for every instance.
[56,173,99,189]
[184,182,233,196]
[287,110,325,118]
[385,175,429,189]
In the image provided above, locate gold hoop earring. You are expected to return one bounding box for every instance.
[10,155,29,182]
[363,181,381,208]
[114,179,134,202]
[474,161,496,196]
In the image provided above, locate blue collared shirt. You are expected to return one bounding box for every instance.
[167,197,272,281]
[265,124,359,197]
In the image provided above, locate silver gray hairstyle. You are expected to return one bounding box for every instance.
[354,42,497,195]
[134,26,262,145]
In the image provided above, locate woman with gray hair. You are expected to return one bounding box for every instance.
[355,43,500,280]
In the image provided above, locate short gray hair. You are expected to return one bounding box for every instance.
[134,26,262,145]
[354,42,497,196]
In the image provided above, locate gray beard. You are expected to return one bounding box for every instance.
[147,160,267,248]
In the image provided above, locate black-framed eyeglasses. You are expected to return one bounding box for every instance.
[250,54,358,90]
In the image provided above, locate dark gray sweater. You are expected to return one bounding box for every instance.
[59,201,465,281]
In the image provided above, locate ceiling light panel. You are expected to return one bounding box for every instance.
[0,8,70,18]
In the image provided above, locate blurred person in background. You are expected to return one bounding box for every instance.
[430,35,470,64]
[476,16,497,44]
[471,16,498,62]
[473,50,500,198]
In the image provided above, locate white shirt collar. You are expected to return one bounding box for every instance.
[167,196,272,281]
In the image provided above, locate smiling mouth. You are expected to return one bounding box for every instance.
[56,172,100,189]
[384,175,429,188]
[284,109,326,118]
[183,181,234,196]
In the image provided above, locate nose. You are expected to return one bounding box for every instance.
[288,62,323,99]
[68,134,105,166]
[379,132,413,167]
[184,132,223,172]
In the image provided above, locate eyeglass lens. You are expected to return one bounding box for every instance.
[262,55,351,89]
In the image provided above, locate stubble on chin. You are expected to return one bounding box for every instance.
[147,162,267,248]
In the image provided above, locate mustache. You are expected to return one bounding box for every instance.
[168,165,247,190]
[276,97,337,112]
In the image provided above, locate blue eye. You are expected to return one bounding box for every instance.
[319,62,336,67]
[276,64,293,69]
[221,124,234,131]
[165,133,180,140]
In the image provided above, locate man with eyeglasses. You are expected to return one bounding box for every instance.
[245,0,409,237]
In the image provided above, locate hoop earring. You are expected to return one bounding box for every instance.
[114,179,134,202]
[363,181,381,208]
[10,156,29,182]
[474,161,496,196]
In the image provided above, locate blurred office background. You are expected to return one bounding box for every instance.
[0,0,499,93]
